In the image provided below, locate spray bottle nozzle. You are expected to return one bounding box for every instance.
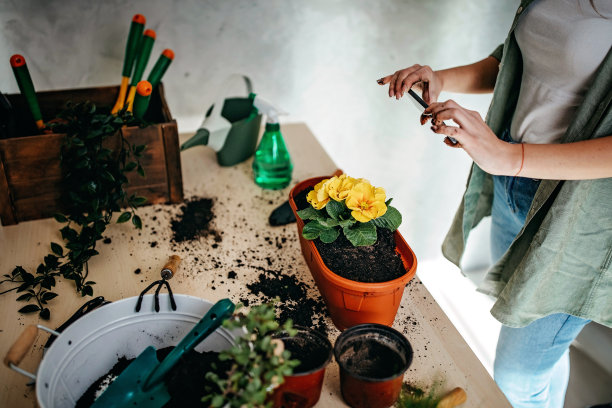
[252,94,287,124]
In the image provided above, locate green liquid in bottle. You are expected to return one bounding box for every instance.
[253,123,293,189]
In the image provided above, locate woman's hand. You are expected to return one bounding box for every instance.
[427,100,522,176]
[377,64,443,103]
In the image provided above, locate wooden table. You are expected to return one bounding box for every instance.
[0,123,510,407]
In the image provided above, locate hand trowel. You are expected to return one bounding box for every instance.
[91,298,235,408]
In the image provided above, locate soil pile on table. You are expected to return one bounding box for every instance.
[294,188,407,283]
[170,197,222,243]
[246,270,328,334]
[76,347,230,408]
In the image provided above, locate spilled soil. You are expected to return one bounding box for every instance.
[170,197,222,243]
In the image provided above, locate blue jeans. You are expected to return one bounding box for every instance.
[490,144,589,407]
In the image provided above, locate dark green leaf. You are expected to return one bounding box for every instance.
[296,207,323,221]
[319,227,340,243]
[12,266,26,277]
[42,292,58,301]
[371,206,402,232]
[39,308,50,320]
[117,212,132,223]
[132,214,142,229]
[16,294,32,302]
[325,200,345,220]
[134,144,146,155]
[82,285,94,297]
[137,164,145,177]
[343,222,377,247]
[132,196,147,206]
[124,161,137,172]
[385,198,393,206]
[50,242,64,256]
[53,213,68,223]
[302,221,328,240]
[18,304,40,314]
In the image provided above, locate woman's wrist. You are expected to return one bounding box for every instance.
[504,142,524,176]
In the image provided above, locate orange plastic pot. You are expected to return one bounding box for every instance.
[288,176,417,331]
[334,324,413,408]
[271,327,333,408]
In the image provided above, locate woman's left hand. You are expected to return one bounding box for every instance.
[426,99,521,175]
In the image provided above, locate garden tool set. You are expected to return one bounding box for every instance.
[135,255,181,313]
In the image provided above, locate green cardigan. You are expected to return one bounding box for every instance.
[441,0,612,328]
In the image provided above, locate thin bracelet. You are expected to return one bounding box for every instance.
[514,143,525,177]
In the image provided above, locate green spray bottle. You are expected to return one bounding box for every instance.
[251,94,293,189]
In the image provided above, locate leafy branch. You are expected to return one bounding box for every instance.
[0,102,147,319]
[204,301,300,408]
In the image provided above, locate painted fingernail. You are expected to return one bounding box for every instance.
[377,78,384,84]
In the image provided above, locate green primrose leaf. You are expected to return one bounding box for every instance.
[302,221,328,240]
[296,206,323,221]
[319,227,340,243]
[343,222,377,246]
[372,206,402,231]
[325,199,345,220]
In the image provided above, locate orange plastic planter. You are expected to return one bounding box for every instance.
[288,176,417,331]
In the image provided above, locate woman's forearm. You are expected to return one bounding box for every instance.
[437,56,500,94]
[502,136,612,180]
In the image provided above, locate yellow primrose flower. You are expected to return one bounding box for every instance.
[326,174,358,202]
[345,182,387,222]
[307,179,330,209]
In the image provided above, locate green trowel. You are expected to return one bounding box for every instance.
[91,298,235,408]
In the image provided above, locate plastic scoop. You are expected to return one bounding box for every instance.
[91,298,235,408]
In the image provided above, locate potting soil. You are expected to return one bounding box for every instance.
[338,338,405,379]
[170,197,222,243]
[282,336,329,373]
[75,347,230,408]
[295,188,407,283]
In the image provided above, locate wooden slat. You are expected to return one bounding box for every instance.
[161,121,184,204]
[0,154,17,225]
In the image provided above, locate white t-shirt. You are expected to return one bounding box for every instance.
[510,0,612,144]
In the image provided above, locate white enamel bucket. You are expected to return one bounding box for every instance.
[24,294,236,408]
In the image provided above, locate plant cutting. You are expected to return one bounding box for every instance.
[0,102,146,319]
[289,173,417,330]
[203,300,300,408]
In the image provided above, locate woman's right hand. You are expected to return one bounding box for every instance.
[377,64,443,104]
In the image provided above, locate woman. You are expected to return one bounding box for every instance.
[378,1,611,407]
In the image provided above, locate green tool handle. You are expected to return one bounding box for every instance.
[122,15,146,78]
[133,81,152,120]
[11,58,43,126]
[144,298,235,389]
[130,31,156,86]
[147,50,174,89]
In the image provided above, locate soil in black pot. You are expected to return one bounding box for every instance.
[294,188,407,283]
[338,338,405,379]
[281,334,330,373]
[76,347,231,408]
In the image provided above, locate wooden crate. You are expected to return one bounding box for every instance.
[0,83,183,226]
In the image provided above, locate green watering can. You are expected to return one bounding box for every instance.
[91,298,235,408]
[181,74,262,166]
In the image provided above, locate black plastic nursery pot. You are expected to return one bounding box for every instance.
[334,324,413,408]
[271,326,333,408]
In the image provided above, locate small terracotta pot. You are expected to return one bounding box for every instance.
[334,324,413,408]
[288,176,417,330]
[271,326,333,408]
